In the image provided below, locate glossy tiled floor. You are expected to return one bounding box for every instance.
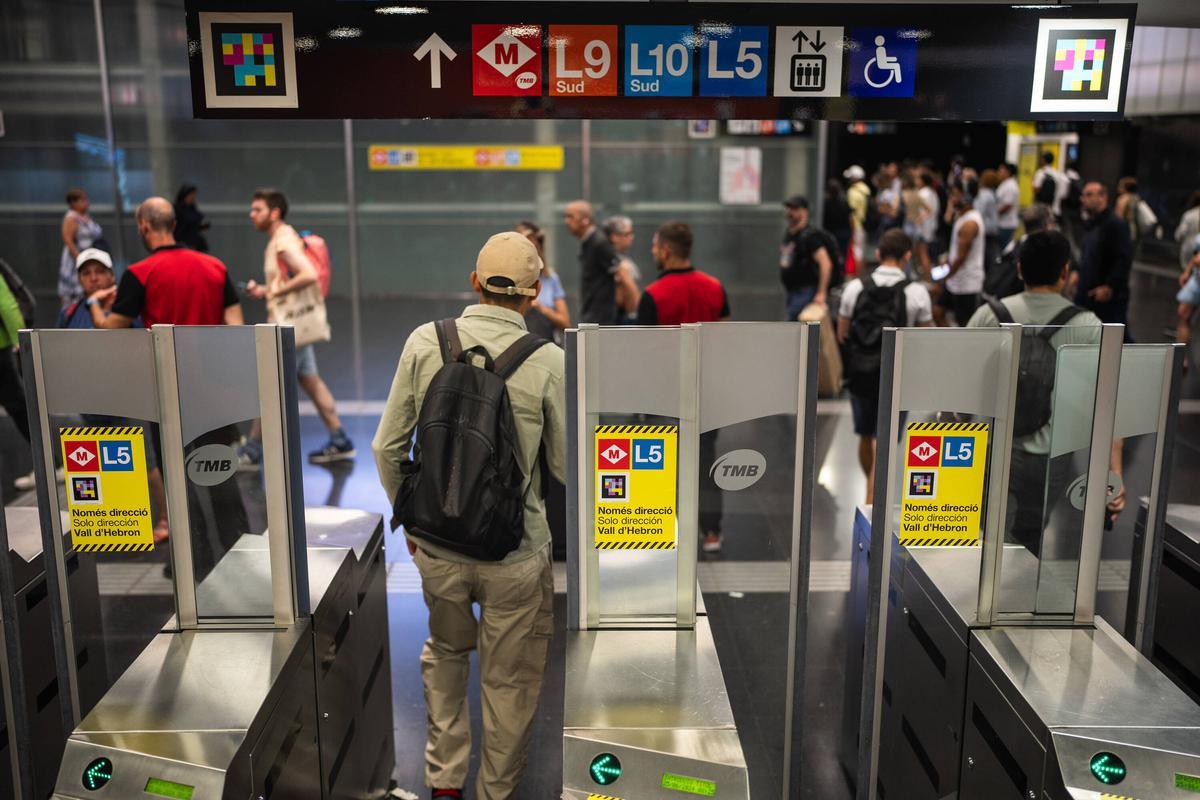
[3,264,1198,799]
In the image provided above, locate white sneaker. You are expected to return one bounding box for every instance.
[13,471,36,491]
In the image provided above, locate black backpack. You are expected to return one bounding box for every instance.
[803,227,845,289]
[0,259,36,328]
[392,319,549,561]
[845,274,910,396]
[985,299,1084,437]
[1034,172,1058,206]
[984,239,1025,300]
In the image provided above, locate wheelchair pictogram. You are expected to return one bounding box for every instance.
[864,35,903,89]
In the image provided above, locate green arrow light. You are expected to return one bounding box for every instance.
[82,757,114,790]
[1090,752,1127,785]
[590,753,622,786]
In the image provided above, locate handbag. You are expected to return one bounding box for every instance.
[268,282,330,347]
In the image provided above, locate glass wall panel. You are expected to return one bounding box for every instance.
[0,0,113,316]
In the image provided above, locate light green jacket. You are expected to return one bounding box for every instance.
[0,276,24,350]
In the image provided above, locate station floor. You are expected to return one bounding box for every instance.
[2,264,1198,798]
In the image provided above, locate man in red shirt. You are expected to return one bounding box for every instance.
[636,222,730,553]
[88,197,243,328]
[636,222,730,326]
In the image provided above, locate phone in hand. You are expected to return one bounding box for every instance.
[930,264,951,281]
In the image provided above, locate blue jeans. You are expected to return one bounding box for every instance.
[785,287,817,321]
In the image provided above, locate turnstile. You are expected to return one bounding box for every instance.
[19,326,395,800]
[562,322,819,799]
[0,506,107,800]
[853,325,1200,800]
[862,529,1200,799]
[1127,502,1200,702]
[50,508,392,800]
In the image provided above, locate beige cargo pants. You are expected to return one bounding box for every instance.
[412,544,554,799]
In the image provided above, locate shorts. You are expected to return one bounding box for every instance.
[1178,272,1200,307]
[296,344,319,378]
[850,392,879,438]
[937,289,981,324]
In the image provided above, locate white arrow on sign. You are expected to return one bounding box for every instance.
[414,33,456,89]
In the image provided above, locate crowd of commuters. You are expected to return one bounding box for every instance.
[2,157,1197,799]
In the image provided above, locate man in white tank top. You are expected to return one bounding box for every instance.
[935,181,984,325]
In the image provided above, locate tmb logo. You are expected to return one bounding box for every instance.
[710,449,767,492]
[473,24,542,96]
[186,444,239,487]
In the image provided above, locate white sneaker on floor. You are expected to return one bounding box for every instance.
[12,468,64,492]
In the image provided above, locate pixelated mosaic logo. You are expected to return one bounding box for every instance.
[215,28,284,95]
[200,12,297,109]
[71,475,102,505]
[600,473,629,502]
[1042,29,1115,101]
[1031,19,1128,113]
[906,470,938,500]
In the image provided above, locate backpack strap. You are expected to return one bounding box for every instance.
[434,319,464,365]
[986,297,1015,324]
[493,334,550,380]
[1046,304,1085,328]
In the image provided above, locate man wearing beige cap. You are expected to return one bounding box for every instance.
[373,232,565,800]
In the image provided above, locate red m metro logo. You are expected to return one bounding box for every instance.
[64,441,99,472]
[597,439,630,470]
[907,436,941,467]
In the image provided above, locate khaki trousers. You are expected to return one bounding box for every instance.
[413,545,554,799]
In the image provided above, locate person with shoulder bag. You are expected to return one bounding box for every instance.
[244,188,353,466]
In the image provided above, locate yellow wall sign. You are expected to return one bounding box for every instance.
[60,426,155,553]
[900,422,989,547]
[368,144,565,171]
[595,425,677,550]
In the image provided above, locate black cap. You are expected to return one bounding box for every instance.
[783,195,809,209]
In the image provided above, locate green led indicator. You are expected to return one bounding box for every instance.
[589,753,622,786]
[661,772,717,796]
[1089,751,1127,785]
[145,777,195,799]
[1177,772,1200,793]
[82,757,113,791]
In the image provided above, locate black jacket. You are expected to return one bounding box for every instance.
[1076,207,1132,304]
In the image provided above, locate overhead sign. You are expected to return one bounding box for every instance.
[899,421,989,548]
[594,424,678,551]
[367,144,564,170]
[60,426,155,553]
[185,2,1136,121]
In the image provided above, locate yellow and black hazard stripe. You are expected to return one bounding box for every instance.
[588,795,623,800]
[595,541,676,550]
[594,424,679,435]
[59,425,143,437]
[906,421,987,432]
[74,542,154,553]
[1100,795,1140,800]
[899,537,979,547]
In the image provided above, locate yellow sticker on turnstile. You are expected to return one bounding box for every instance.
[594,425,677,550]
[60,426,155,553]
[899,422,989,547]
